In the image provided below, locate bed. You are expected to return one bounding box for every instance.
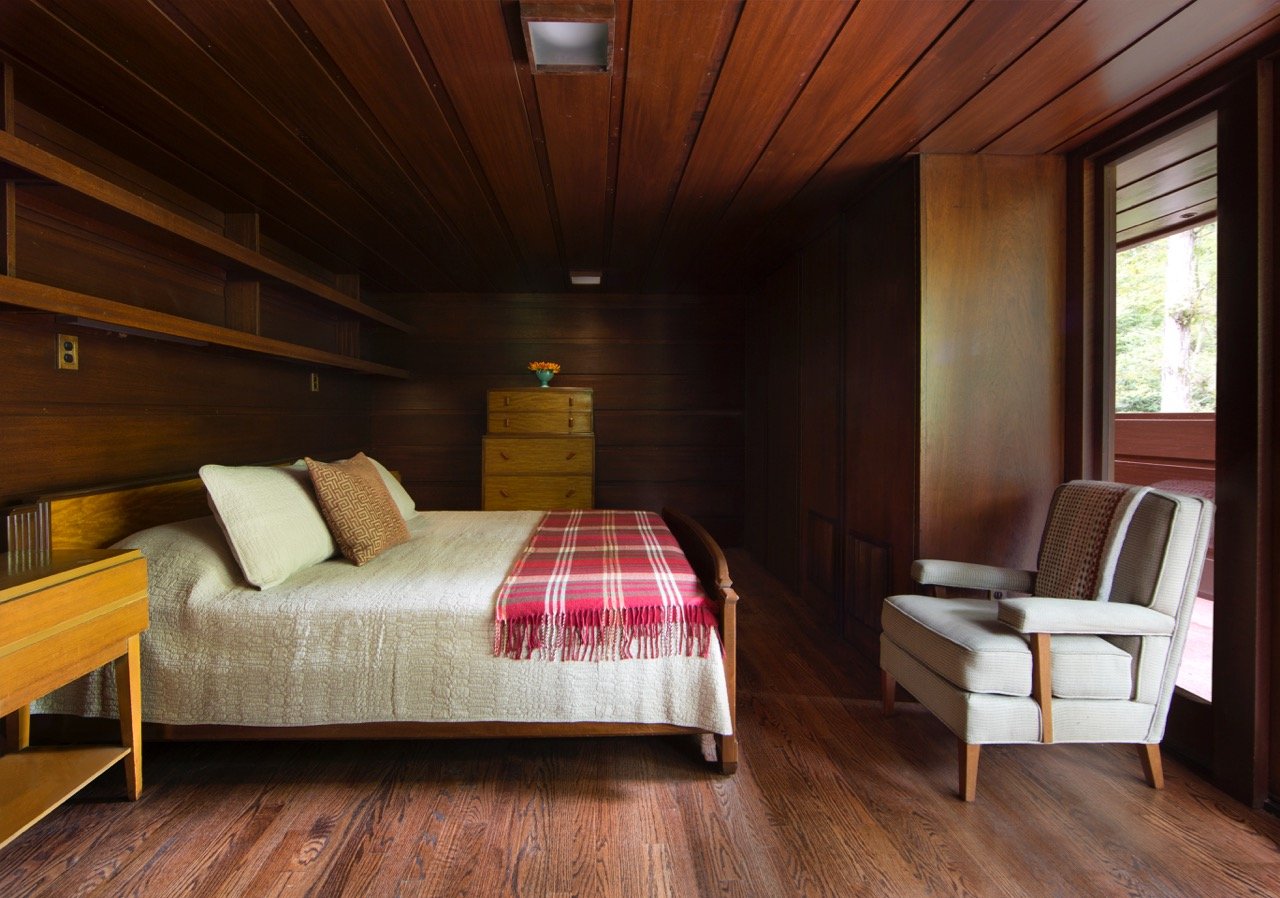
[4,467,739,773]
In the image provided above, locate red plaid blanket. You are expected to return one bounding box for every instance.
[494,510,719,661]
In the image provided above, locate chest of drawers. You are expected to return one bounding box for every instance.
[483,388,595,510]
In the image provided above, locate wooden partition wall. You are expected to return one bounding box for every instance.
[748,155,1066,645]
[370,293,745,546]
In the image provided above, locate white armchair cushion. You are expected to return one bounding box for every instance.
[882,595,1133,700]
[911,559,1034,593]
[997,597,1175,637]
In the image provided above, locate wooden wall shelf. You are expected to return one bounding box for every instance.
[0,275,409,378]
[0,130,413,334]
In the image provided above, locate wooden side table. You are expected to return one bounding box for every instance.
[0,549,149,850]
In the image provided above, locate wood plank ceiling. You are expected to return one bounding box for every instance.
[1,0,1277,296]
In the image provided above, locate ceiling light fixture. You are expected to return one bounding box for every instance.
[569,270,603,286]
[521,2,614,73]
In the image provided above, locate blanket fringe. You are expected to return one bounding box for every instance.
[494,605,719,662]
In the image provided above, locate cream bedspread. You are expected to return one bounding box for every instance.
[39,511,733,734]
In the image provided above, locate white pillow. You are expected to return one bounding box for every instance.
[365,455,417,519]
[199,464,336,589]
[293,454,417,520]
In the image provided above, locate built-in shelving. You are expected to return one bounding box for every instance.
[0,79,413,378]
[0,131,412,332]
[0,274,409,377]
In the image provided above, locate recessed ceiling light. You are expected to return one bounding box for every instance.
[570,270,603,286]
[520,2,614,73]
[527,21,609,70]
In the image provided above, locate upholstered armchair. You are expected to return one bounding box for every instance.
[880,480,1214,801]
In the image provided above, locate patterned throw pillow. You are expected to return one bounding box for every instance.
[305,452,410,565]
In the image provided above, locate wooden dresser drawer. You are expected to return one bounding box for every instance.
[483,436,594,475]
[488,388,593,414]
[484,476,593,510]
[487,411,593,434]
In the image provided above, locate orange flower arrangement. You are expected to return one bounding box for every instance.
[527,361,561,373]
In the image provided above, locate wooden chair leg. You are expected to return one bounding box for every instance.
[958,740,980,802]
[881,669,896,716]
[1137,743,1164,789]
[716,733,738,775]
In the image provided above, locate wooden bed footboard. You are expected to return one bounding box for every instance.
[662,507,739,774]
[4,477,740,774]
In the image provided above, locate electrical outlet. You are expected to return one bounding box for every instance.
[57,334,79,370]
[310,372,320,392]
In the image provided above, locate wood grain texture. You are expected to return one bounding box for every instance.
[0,314,371,516]
[370,293,743,545]
[916,155,1065,572]
[843,161,920,599]
[402,0,560,289]
[4,0,1279,293]
[920,0,1190,153]
[535,72,611,271]
[648,0,851,288]
[5,552,1280,897]
[991,0,1280,153]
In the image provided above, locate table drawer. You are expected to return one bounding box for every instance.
[487,411,593,434]
[483,437,593,475]
[0,556,148,714]
[483,476,593,510]
[488,389,593,413]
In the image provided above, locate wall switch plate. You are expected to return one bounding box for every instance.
[310,372,319,392]
[57,334,79,370]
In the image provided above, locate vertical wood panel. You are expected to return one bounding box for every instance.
[917,155,1065,571]
[763,258,801,590]
[1212,72,1267,806]
[798,224,843,621]
[844,161,920,599]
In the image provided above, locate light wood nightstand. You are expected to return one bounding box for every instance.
[0,549,149,850]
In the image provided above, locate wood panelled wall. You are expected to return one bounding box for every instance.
[369,293,744,545]
[0,312,370,518]
[748,155,1065,643]
[0,92,375,538]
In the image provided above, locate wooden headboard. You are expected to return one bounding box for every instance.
[4,463,404,552]
[6,474,211,552]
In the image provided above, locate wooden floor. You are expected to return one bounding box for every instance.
[3,551,1279,897]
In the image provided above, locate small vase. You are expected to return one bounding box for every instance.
[535,369,554,388]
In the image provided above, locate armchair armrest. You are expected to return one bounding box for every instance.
[911,559,1034,594]
[997,597,1175,637]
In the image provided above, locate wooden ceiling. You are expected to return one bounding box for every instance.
[1115,113,1217,247]
[2,0,1278,296]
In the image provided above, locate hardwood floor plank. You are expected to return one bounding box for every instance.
[3,553,1280,896]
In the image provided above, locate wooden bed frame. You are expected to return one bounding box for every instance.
[4,474,740,773]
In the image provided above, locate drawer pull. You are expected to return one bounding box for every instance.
[565,489,576,498]
[565,451,576,460]
[568,416,574,428]
[500,489,510,498]
[569,397,574,407]
[503,395,510,406]
[503,417,509,428]
[500,451,510,461]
